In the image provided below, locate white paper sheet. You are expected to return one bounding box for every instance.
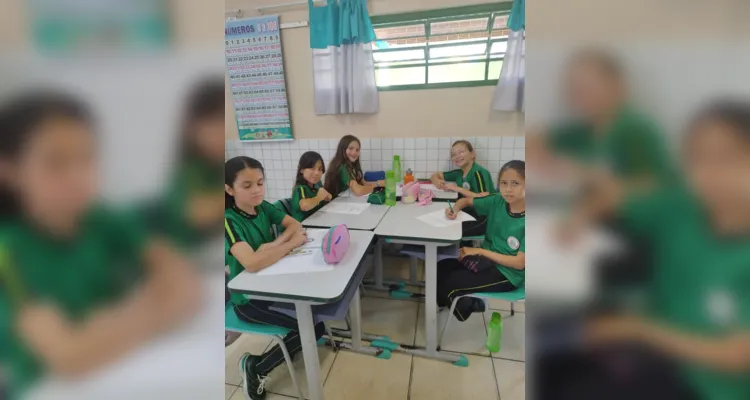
[322,202,371,214]
[256,252,334,276]
[417,209,476,228]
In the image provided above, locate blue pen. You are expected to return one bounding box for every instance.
[448,202,454,214]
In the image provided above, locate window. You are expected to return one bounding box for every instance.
[370,3,511,91]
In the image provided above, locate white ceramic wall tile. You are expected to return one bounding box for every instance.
[226,136,523,202]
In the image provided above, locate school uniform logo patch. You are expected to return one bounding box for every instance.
[706,288,736,327]
[462,182,471,190]
[507,236,520,250]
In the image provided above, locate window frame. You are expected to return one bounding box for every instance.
[370,3,513,91]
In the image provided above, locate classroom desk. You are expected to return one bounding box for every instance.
[228,230,376,400]
[302,192,390,230]
[374,202,463,364]
[26,274,226,400]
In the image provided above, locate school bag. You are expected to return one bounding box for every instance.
[321,224,350,264]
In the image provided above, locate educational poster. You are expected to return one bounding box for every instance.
[29,0,170,54]
[225,15,293,141]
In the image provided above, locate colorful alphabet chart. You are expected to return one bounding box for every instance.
[225,15,293,141]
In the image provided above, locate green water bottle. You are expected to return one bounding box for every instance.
[486,311,503,353]
[385,170,397,206]
[392,155,402,183]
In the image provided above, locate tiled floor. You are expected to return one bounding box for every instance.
[225,294,525,400]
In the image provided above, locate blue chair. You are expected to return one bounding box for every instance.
[225,303,304,400]
[438,287,525,350]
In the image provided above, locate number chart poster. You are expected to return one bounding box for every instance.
[225,16,293,141]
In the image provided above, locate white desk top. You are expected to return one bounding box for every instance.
[228,230,375,303]
[302,193,390,230]
[27,275,226,400]
[526,208,621,303]
[374,202,462,242]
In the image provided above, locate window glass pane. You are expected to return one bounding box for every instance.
[374,24,426,40]
[373,49,425,63]
[430,17,488,35]
[492,15,509,30]
[428,62,486,84]
[430,41,486,59]
[488,60,504,79]
[429,31,488,45]
[490,41,507,55]
[376,66,426,86]
[428,55,486,64]
[376,60,425,68]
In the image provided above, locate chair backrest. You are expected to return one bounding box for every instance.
[271,198,294,237]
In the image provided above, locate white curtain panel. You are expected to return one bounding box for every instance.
[312,42,379,115]
[492,29,525,112]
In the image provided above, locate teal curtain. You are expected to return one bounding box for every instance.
[507,0,525,31]
[309,0,376,49]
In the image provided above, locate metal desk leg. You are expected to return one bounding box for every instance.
[373,238,385,290]
[349,287,363,350]
[295,303,324,400]
[424,243,439,356]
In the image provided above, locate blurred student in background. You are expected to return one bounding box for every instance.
[530,48,676,305]
[0,92,201,399]
[548,100,750,400]
[528,48,673,185]
[141,77,225,248]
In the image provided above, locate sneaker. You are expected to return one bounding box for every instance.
[239,353,270,400]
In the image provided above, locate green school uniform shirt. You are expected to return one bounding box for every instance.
[443,162,497,195]
[224,201,286,306]
[620,187,750,400]
[473,194,525,288]
[142,159,222,248]
[338,164,363,192]
[0,206,147,399]
[548,106,672,181]
[290,183,325,222]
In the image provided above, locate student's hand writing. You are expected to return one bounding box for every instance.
[317,188,332,202]
[459,247,482,260]
[445,208,457,219]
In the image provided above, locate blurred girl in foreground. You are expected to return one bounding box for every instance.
[0,92,200,399]
[144,77,225,248]
[557,100,750,400]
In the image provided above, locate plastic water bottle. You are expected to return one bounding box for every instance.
[385,170,397,206]
[486,312,503,353]
[392,155,402,183]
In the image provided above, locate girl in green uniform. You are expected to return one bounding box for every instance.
[560,100,750,400]
[324,135,385,198]
[438,160,525,321]
[0,92,200,399]
[290,151,332,222]
[143,77,225,248]
[224,156,326,400]
[431,140,498,237]
[528,49,671,184]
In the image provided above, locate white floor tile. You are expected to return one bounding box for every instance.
[411,354,498,400]
[264,345,337,399]
[323,351,411,400]
[494,359,525,400]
